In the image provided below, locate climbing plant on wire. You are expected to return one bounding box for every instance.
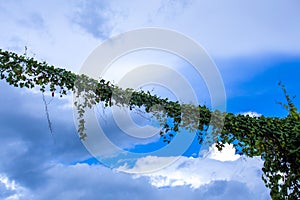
[0,49,299,200]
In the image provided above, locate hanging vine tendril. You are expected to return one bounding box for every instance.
[0,49,299,199]
[41,92,56,143]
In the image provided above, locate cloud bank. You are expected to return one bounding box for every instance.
[0,83,271,199]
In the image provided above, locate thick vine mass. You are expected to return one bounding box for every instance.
[0,49,299,199]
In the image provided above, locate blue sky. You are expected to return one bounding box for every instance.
[0,0,300,199]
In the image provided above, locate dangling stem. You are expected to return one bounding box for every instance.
[42,92,56,143]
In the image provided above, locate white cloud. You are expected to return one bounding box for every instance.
[104,0,300,58]
[0,174,32,200]
[2,0,299,70]
[205,143,240,162]
[118,143,240,174]
[240,111,262,118]
[0,162,270,200]
[116,142,270,199]
[0,0,100,72]
[122,155,269,197]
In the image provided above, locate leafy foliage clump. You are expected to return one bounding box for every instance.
[0,49,299,199]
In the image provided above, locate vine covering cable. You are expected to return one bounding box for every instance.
[0,49,299,199]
